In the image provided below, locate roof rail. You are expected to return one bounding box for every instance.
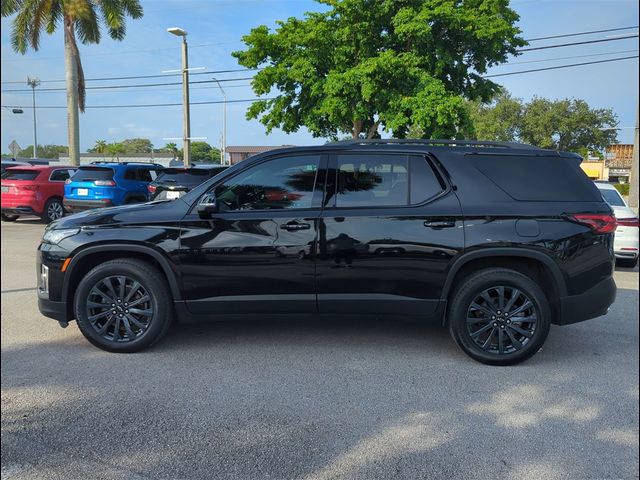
[327,139,540,150]
[89,161,165,167]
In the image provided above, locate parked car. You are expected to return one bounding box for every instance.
[1,159,29,175]
[1,165,75,223]
[37,140,617,365]
[63,162,163,213]
[148,164,227,201]
[595,182,639,268]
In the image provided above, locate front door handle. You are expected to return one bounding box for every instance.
[424,220,456,228]
[281,222,311,231]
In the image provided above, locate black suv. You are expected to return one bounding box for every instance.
[37,140,617,365]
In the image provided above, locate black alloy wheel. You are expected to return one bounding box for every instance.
[448,268,551,365]
[75,259,172,352]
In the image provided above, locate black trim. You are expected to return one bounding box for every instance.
[63,198,113,211]
[2,206,37,215]
[558,275,616,325]
[63,244,182,304]
[442,248,568,299]
[38,297,67,322]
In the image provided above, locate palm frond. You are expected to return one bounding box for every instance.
[120,0,142,19]
[74,1,100,44]
[45,0,61,34]
[98,0,125,40]
[1,0,22,17]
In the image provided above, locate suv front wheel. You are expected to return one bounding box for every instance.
[74,259,172,352]
[448,268,551,366]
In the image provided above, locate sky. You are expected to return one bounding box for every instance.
[1,0,638,155]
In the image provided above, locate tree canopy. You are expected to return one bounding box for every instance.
[233,0,525,140]
[15,145,69,159]
[462,92,618,153]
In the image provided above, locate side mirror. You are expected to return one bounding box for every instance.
[197,192,218,217]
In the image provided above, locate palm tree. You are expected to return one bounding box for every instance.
[2,1,143,166]
[93,139,108,153]
[106,142,126,161]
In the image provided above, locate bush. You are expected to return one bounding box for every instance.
[613,183,630,196]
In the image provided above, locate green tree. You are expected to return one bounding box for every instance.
[2,0,144,165]
[190,141,221,164]
[106,142,126,161]
[518,97,618,152]
[17,144,68,159]
[89,139,108,153]
[232,0,525,140]
[121,138,153,154]
[464,90,523,142]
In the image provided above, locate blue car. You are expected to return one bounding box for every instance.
[64,162,163,213]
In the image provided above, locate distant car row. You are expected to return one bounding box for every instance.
[1,162,227,223]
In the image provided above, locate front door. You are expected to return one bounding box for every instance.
[316,152,464,315]
[179,154,324,315]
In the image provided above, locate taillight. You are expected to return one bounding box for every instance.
[65,178,72,184]
[617,217,640,228]
[148,185,157,193]
[93,180,116,186]
[568,214,617,233]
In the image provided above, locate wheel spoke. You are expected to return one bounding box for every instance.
[88,310,112,323]
[112,317,121,341]
[504,289,521,312]
[471,322,495,338]
[124,281,141,303]
[497,286,505,310]
[129,308,152,317]
[511,315,537,324]
[121,316,136,338]
[470,302,494,317]
[87,300,109,308]
[504,327,523,350]
[96,316,115,335]
[509,324,533,338]
[103,278,119,303]
[118,276,126,300]
[480,292,495,310]
[481,327,496,350]
[90,287,115,305]
[498,328,505,354]
[126,314,146,330]
[467,316,492,324]
[510,300,533,317]
[128,295,150,308]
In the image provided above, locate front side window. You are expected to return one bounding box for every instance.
[214,155,320,211]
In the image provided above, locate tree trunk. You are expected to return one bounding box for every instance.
[366,121,380,139]
[352,120,363,139]
[64,18,80,166]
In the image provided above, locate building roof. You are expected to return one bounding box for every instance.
[226,145,295,154]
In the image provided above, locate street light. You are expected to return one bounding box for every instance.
[27,77,40,159]
[167,27,191,166]
[212,77,227,165]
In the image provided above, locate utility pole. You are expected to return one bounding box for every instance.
[167,27,191,167]
[212,77,227,165]
[27,77,40,159]
[629,102,639,212]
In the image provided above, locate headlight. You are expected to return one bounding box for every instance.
[42,228,80,245]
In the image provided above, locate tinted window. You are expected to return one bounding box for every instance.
[599,188,626,207]
[335,154,408,207]
[214,155,320,211]
[157,169,210,185]
[49,169,73,181]
[410,156,445,204]
[137,169,157,182]
[71,167,114,182]
[1,169,39,180]
[124,169,137,180]
[472,155,601,202]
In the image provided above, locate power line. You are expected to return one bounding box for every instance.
[0,68,259,85]
[517,34,639,52]
[492,49,638,66]
[485,54,638,78]
[1,98,273,110]
[524,25,638,42]
[1,77,255,93]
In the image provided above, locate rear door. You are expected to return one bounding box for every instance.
[316,151,464,315]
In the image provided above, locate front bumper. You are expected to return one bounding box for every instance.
[38,297,68,322]
[557,276,617,325]
[63,198,113,212]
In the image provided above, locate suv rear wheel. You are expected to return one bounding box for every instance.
[74,259,172,352]
[42,197,65,223]
[448,268,551,365]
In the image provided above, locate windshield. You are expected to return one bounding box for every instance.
[71,167,114,182]
[1,169,40,180]
[599,188,626,207]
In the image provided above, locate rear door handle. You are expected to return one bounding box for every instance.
[424,220,456,228]
[281,222,311,231]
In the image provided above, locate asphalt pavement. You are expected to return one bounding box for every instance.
[1,219,638,480]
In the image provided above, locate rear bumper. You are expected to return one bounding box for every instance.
[557,276,616,325]
[63,198,113,212]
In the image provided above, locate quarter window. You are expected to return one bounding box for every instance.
[49,169,73,182]
[214,155,320,211]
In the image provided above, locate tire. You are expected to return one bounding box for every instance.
[41,197,65,223]
[616,257,638,269]
[447,268,551,366]
[74,259,173,353]
[1,213,19,222]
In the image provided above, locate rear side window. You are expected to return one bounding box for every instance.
[49,169,73,181]
[157,169,210,184]
[136,169,158,182]
[71,167,114,182]
[1,169,39,180]
[410,156,445,204]
[472,155,601,202]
